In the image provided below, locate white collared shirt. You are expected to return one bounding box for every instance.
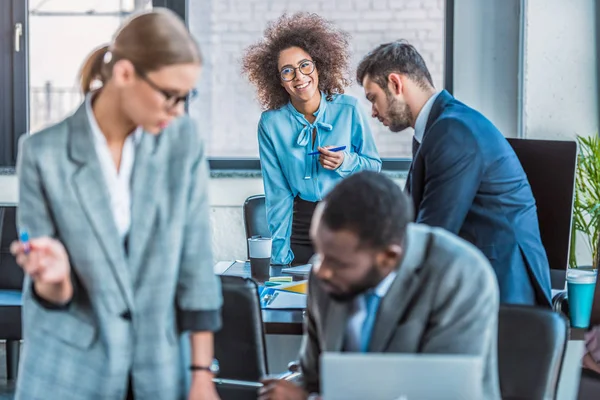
[413,90,442,144]
[85,94,142,242]
[344,270,398,352]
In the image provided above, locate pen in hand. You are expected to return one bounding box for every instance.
[20,230,31,255]
[308,145,346,156]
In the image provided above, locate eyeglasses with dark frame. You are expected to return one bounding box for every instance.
[134,66,198,108]
[279,60,316,82]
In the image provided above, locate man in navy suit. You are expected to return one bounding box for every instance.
[356,40,552,306]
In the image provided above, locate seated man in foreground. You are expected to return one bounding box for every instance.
[259,171,501,400]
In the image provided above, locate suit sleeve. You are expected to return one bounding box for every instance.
[420,248,499,395]
[177,119,223,332]
[16,134,76,310]
[258,118,295,265]
[299,272,322,394]
[336,104,382,177]
[416,120,484,233]
[421,251,499,351]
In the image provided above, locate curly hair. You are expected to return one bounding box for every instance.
[242,12,351,111]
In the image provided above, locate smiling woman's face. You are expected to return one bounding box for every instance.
[278,46,320,105]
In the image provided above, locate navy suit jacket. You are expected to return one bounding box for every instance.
[407,90,552,306]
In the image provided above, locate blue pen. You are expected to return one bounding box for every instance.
[20,230,31,255]
[308,145,346,156]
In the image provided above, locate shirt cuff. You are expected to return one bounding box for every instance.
[335,152,352,177]
[178,308,222,332]
[30,281,72,310]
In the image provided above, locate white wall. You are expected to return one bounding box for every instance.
[522,0,598,266]
[453,0,521,137]
[522,0,598,141]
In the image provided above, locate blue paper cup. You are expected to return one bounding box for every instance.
[567,270,597,329]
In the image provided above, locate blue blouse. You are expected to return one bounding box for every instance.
[258,93,382,265]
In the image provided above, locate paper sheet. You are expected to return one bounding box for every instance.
[261,288,307,309]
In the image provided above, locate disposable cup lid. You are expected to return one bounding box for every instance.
[567,270,597,284]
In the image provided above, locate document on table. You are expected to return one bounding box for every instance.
[282,264,312,277]
[260,287,307,309]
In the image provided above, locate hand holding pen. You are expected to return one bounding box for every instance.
[314,145,346,170]
[10,232,73,303]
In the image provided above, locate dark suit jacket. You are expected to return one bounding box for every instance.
[300,224,501,399]
[407,90,552,306]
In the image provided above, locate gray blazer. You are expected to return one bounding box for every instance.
[15,103,222,399]
[300,223,501,399]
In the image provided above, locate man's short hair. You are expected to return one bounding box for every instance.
[356,40,434,90]
[320,171,414,249]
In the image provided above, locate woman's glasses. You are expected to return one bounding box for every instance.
[279,60,316,82]
[134,66,197,108]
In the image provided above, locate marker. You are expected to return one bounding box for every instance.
[20,230,31,255]
[308,145,346,156]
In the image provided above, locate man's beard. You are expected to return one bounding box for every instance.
[325,267,384,303]
[386,93,413,133]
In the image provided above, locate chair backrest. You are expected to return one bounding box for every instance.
[0,207,24,291]
[214,275,268,381]
[243,195,270,257]
[506,138,577,289]
[498,305,568,400]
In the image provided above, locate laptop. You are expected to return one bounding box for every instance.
[321,353,483,400]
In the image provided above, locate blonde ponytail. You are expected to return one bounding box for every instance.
[79,45,109,94]
[78,9,201,95]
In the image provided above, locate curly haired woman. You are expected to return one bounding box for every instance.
[242,12,381,266]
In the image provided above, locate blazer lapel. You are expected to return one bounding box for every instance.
[369,225,429,352]
[127,133,160,278]
[67,103,135,312]
[407,90,453,214]
[323,299,351,351]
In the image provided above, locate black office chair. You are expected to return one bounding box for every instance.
[0,207,24,380]
[578,368,600,399]
[498,305,568,400]
[213,275,269,400]
[507,138,577,290]
[243,195,270,258]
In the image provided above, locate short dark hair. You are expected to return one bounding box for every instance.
[356,40,434,90]
[321,171,414,249]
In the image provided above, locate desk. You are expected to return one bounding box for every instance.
[214,261,304,335]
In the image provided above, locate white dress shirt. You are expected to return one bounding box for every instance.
[85,95,142,242]
[344,270,398,352]
[413,90,442,144]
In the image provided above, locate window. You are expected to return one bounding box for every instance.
[29,0,152,133]
[0,0,450,167]
[188,0,447,160]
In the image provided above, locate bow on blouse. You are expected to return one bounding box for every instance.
[289,99,333,180]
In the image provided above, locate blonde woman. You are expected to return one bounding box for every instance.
[11,9,221,400]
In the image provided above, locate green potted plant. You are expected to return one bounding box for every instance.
[569,134,600,270]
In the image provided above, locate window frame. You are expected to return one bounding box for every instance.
[0,0,28,168]
[183,0,455,171]
[0,0,455,170]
